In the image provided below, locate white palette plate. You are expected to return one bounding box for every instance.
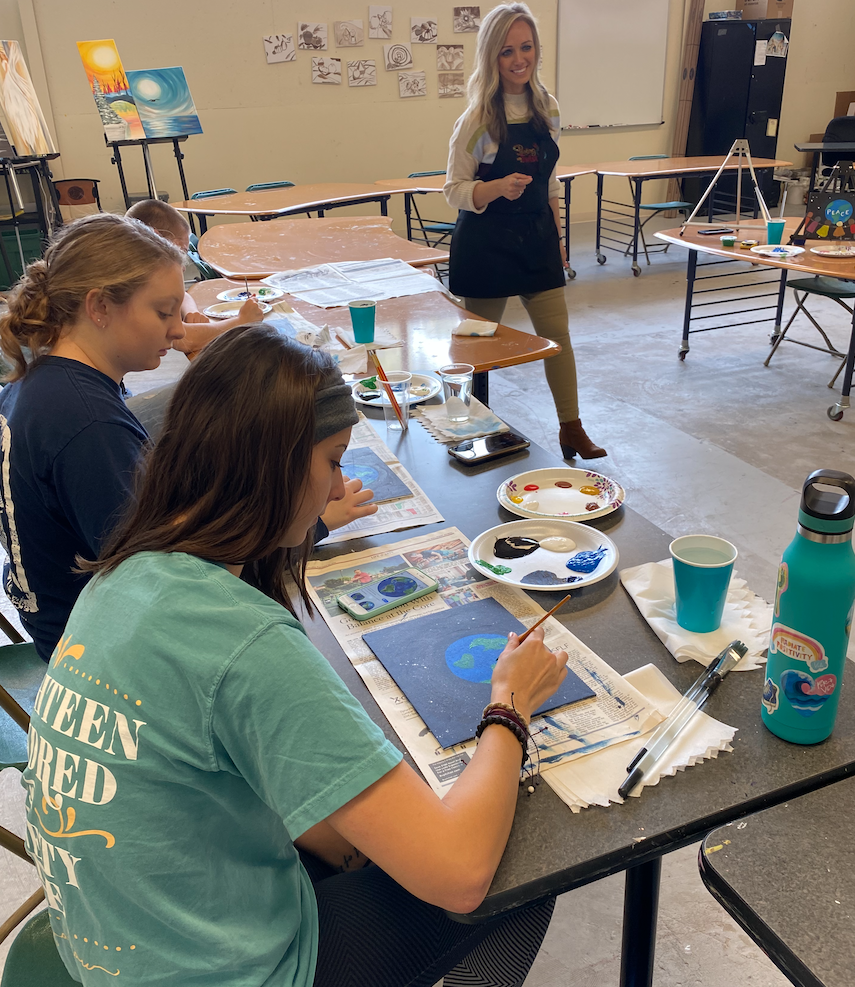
[497,467,625,523]
[203,300,272,319]
[352,372,441,407]
[216,286,285,302]
[468,519,619,591]
[809,244,855,258]
[750,244,805,258]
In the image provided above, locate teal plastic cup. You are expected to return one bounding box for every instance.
[669,535,738,633]
[766,219,786,245]
[349,300,376,344]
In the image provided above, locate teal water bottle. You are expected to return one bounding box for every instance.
[762,469,855,743]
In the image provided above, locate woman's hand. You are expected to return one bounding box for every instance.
[238,297,265,323]
[495,172,532,201]
[321,476,378,531]
[489,627,567,721]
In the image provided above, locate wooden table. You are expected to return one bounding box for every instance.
[173,182,397,233]
[196,216,449,279]
[655,223,855,421]
[187,279,559,405]
[700,775,855,987]
[306,419,855,987]
[557,165,597,278]
[595,156,792,276]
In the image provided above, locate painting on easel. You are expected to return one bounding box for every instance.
[77,39,145,141]
[127,67,203,139]
[0,40,56,156]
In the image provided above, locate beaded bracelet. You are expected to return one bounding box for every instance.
[482,701,530,728]
[475,713,528,766]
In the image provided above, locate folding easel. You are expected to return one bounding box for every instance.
[680,138,772,235]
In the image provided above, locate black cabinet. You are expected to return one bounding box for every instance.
[684,18,791,210]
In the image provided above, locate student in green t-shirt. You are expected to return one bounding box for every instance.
[23,325,567,987]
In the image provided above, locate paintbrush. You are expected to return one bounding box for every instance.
[368,349,407,431]
[518,594,572,644]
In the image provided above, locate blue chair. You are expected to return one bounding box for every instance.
[189,188,237,234]
[406,171,453,249]
[187,232,220,282]
[627,155,693,265]
[0,911,78,986]
[245,181,312,221]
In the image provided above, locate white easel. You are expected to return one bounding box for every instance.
[680,138,772,235]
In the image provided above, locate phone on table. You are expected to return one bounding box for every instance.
[336,567,439,620]
[697,227,735,235]
[448,431,530,465]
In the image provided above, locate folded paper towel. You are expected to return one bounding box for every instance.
[619,558,772,670]
[413,396,510,442]
[452,318,498,337]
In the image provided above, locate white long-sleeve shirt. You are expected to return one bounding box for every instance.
[444,91,562,213]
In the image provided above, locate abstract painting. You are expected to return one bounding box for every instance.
[126,67,202,139]
[362,598,595,748]
[0,41,55,155]
[437,44,464,71]
[347,60,377,87]
[438,72,465,98]
[263,34,296,63]
[77,39,144,142]
[453,6,481,32]
[312,57,341,84]
[384,43,413,71]
[411,17,438,43]
[297,23,328,50]
[368,6,393,39]
[398,71,426,98]
[334,20,364,46]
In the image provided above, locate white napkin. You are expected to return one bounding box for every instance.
[412,396,510,442]
[452,318,498,337]
[619,559,772,670]
[541,664,737,812]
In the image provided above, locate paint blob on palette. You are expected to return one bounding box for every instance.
[468,520,618,591]
[498,467,625,523]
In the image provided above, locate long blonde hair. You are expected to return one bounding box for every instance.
[0,213,184,382]
[466,3,553,145]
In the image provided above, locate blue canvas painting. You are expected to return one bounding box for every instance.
[126,66,202,139]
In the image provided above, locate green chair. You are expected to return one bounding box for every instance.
[764,276,855,399]
[0,911,78,986]
[245,181,312,220]
[187,232,220,281]
[189,188,237,234]
[627,155,693,265]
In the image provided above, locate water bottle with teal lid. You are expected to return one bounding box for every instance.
[762,469,855,743]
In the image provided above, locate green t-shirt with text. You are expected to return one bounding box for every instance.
[23,552,402,986]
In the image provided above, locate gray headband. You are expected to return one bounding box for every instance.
[315,366,359,443]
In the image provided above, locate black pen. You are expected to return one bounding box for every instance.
[618,640,748,800]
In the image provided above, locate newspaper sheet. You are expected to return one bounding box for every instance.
[306,527,662,795]
[261,258,446,308]
[317,417,443,544]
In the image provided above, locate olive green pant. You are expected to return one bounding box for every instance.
[464,286,579,423]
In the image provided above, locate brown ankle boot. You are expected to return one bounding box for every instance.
[559,419,607,460]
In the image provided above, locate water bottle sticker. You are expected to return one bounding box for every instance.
[769,623,828,673]
[773,563,788,618]
[762,677,779,713]
[780,669,837,717]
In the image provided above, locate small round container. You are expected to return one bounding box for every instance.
[720,235,737,247]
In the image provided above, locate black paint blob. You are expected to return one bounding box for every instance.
[494,536,540,559]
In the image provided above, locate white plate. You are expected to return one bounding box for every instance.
[352,372,441,407]
[750,244,805,258]
[809,244,855,258]
[216,286,286,302]
[203,300,272,319]
[497,467,625,523]
[468,519,619,591]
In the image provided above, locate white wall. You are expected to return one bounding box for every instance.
[13,0,855,230]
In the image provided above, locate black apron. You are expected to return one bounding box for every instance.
[449,120,564,298]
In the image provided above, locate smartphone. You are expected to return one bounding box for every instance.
[448,431,530,464]
[337,567,439,620]
[698,227,735,235]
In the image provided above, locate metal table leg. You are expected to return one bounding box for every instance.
[619,857,662,987]
[473,371,489,406]
[564,177,576,280]
[595,174,606,266]
[770,269,788,345]
[631,179,643,277]
[405,192,413,241]
[828,306,855,421]
[679,249,698,360]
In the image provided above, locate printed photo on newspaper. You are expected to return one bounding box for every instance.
[305,527,662,796]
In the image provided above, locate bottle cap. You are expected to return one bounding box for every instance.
[798,469,855,534]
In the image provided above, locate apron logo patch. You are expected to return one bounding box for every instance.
[513,143,538,164]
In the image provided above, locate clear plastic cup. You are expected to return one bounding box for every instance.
[381,371,411,431]
[438,363,474,422]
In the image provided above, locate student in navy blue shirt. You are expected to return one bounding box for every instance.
[0,214,187,661]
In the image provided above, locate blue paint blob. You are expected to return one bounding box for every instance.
[445,633,508,683]
[566,545,607,573]
[347,464,380,486]
[521,570,582,586]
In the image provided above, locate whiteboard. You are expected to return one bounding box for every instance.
[556,0,670,129]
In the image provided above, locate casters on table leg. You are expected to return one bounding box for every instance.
[597,253,607,266]
[828,406,844,421]
[632,263,641,277]
[566,266,577,280]
[678,342,689,362]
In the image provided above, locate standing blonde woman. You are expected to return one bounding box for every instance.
[444,2,606,460]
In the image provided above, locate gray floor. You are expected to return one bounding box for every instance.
[4,220,852,984]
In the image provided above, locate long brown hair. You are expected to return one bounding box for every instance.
[0,213,184,381]
[465,2,552,146]
[83,325,339,614]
